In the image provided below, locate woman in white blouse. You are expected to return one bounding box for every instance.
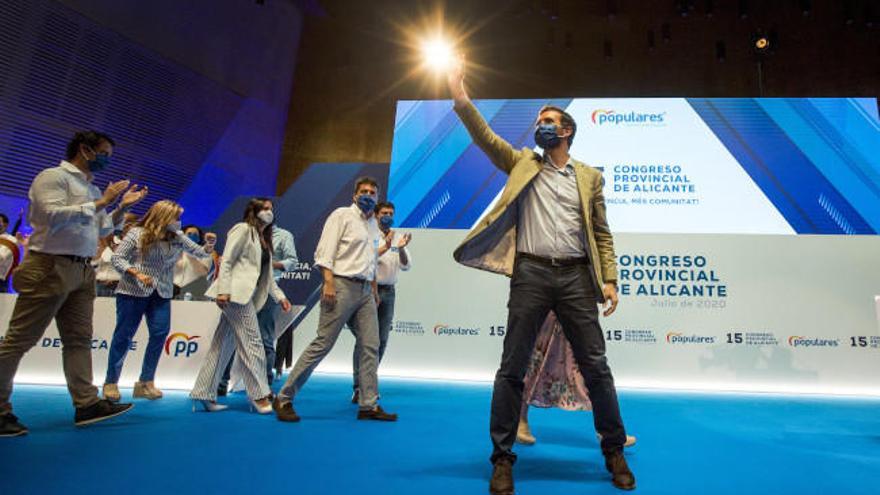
[190,198,291,413]
[103,200,212,401]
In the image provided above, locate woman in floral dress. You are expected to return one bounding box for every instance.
[517,311,637,447]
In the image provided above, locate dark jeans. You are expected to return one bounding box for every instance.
[351,284,395,389]
[274,326,294,374]
[490,256,626,464]
[105,292,171,383]
[219,297,277,389]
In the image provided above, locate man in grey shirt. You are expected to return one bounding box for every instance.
[0,131,147,437]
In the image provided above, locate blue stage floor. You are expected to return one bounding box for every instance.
[1,375,879,494]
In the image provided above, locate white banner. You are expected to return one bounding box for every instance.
[0,295,222,390]
[5,230,880,396]
[291,230,880,396]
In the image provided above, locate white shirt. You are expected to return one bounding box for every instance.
[26,161,121,258]
[376,231,412,286]
[314,203,381,281]
[0,233,19,280]
[516,157,587,258]
[173,251,214,287]
[93,245,121,283]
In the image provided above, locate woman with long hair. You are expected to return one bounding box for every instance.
[102,200,213,401]
[517,311,637,448]
[189,198,291,413]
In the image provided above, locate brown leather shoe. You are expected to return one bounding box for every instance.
[356,405,397,421]
[489,457,514,495]
[272,398,300,422]
[604,451,636,490]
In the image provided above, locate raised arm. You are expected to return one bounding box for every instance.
[446,56,519,174]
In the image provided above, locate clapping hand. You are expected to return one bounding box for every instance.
[119,184,148,209]
[397,232,412,248]
[96,180,130,210]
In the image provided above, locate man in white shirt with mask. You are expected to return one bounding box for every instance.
[349,201,411,404]
[0,131,147,437]
[273,177,397,423]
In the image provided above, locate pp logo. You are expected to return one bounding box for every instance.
[164,333,200,357]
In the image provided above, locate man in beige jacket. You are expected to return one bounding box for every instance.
[447,59,635,492]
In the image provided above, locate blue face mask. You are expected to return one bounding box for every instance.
[86,148,111,172]
[356,194,376,214]
[186,233,200,243]
[534,123,562,149]
[379,215,394,229]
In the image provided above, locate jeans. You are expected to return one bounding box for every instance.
[278,276,380,410]
[105,292,171,384]
[351,284,395,389]
[490,256,627,463]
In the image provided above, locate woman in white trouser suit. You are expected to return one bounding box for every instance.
[190,198,291,413]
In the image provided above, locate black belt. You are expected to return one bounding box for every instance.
[31,251,92,264]
[516,252,589,267]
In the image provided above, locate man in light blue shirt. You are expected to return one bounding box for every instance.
[260,225,298,382]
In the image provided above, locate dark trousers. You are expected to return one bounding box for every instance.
[274,326,294,374]
[490,256,626,464]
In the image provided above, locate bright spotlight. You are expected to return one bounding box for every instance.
[421,38,454,72]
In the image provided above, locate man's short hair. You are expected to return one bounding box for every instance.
[539,105,577,146]
[65,131,116,160]
[353,176,379,195]
[375,201,395,213]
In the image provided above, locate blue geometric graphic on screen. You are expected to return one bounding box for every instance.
[390,98,572,229]
[757,98,880,233]
[687,98,876,234]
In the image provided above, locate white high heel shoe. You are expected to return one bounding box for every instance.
[250,398,273,414]
[192,399,228,412]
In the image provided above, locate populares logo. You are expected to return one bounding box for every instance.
[787,336,840,348]
[591,109,666,126]
[433,324,480,336]
[665,331,715,344]
[164,332,200,357]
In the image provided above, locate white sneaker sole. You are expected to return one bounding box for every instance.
[74,404,134,427]
[0,429,28,437]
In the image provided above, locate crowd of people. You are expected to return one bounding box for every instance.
[0,54,637,492]
[0,131,414,430]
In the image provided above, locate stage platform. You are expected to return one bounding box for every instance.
[1,375,878,494]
